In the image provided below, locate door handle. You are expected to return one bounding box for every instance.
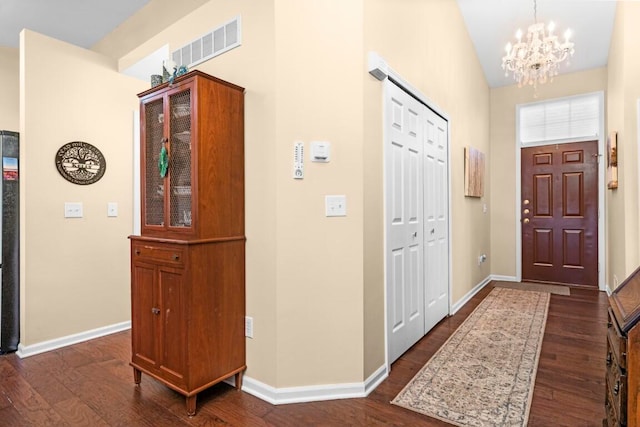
[412,231,417,238]
[151,308,160,315]
[523,209,530,215]
[523,218,530,224]
[523,199,530,205]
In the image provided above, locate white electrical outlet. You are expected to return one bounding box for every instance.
[245,316,254,338]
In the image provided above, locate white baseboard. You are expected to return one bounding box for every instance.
[489,274,517,282]
[450,274,522,315]
[17,321,131,358]
[451,275,492,315]
[241,364,388,405]
[17,324,391,407]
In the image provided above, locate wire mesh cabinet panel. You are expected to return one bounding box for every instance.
[137,70,244,240]
[130,71,245,416]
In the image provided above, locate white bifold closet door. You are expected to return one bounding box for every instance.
[385,80,449,364]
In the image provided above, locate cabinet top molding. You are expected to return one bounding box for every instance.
[138,70,245,98]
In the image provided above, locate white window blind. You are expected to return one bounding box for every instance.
[519,93,600,145]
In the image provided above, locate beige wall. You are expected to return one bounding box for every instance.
[273,0,365,386]
[92,0,209,61]
[489,68,607,280]
[119,0,366,387]
[14,0,632,397]
[607,1,640,288]
[363,0,491,375]
[94,0,492,388]
[118,0,280,385]
[0,47,19,131]
[20,30,146,345]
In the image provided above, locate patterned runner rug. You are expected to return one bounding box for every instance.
[391,287,550,426]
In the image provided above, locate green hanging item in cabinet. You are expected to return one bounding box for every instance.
[158,141,168,178]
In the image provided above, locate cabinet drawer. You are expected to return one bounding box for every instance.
[607,309,627,370]
[132,242,185,266]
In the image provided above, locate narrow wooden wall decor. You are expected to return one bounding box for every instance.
[607,131,618,190]
[464,146,485,197]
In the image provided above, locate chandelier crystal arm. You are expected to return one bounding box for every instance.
[501,0,574,90]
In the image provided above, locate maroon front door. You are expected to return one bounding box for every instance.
[521,141,598,287]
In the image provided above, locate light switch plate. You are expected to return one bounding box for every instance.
[325,195,346,217]
[107,202,118,217]
[64,202,83,218]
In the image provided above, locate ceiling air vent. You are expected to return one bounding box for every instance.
[172,16,241,68]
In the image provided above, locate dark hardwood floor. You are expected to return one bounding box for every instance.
[0,283,608,426]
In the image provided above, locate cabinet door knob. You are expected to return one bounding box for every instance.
[151,308,160,315]
[172,254,180,261]
[134,249,141,255]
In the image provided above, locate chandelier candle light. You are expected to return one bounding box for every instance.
[501,0,575,90]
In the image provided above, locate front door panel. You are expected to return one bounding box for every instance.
[521,141,598,287]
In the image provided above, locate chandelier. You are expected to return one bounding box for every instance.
[501,0,575,89]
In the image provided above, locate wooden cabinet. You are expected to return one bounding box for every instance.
[130,71,245,416]
[604,266,640,427]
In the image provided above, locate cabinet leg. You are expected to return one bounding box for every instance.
[186,395,197,416]
[235,371,243,391]
[133,368,141,385]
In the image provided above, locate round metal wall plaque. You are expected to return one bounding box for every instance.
[55,141,106,185]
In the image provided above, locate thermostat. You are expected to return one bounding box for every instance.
[310,141,330,163]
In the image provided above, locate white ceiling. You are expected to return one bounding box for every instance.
[0,0,150,50]
[457,0,617,87]
[0,0,617,89]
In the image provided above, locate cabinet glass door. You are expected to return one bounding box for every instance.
[144,98,165,227]
[168,89,192,228]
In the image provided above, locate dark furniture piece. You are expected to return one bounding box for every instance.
[129,70,245,416]
[605,266,640,426]
[0,130,19,354]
